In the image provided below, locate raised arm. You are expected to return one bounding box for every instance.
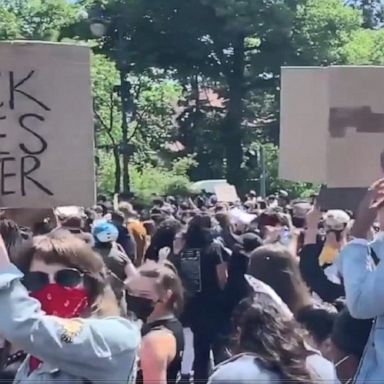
[337,180,384,319]
[0,235,140,381]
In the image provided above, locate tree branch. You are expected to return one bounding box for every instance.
[127,123,140,142]
[93,97,117,145]
[109,90,114,131]
[133,76,143,100]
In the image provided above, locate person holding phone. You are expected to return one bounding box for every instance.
[299,202,347,304]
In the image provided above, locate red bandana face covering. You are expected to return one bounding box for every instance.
[28,284,89,373]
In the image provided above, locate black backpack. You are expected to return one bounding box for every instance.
[174,247,202,299]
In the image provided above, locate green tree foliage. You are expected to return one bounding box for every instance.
[79,0,364,192]
[98,153,196,203]
[91,54,183,192]
[0,0,79,40]
[347,0,384,28]
[253,143,319,197]
[341,28,384,64]
[0,6,20,39]
[292,0,361,64]
[2,0,381,198]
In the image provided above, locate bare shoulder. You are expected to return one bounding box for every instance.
[141,328,176,362]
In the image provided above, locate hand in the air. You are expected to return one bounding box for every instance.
[306,204,323,229]
[351,178,384,238]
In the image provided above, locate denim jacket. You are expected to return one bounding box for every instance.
[0,264,141,383]
[337,235,384,383]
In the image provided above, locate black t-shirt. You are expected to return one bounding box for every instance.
[199,242,227,298]
[299,243,344,303]
[178,241,228,326]
[224,250,249,315]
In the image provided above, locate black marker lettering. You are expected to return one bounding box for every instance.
[329,106,384,138]
[18,114,47,155]
[21,155,53,196]
[0,73,5,120]
[0,102,5,120]
[0,157,16,196]
[9,71,51,111]
[0,134,9,155]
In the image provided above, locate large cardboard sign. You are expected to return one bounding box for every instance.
[214,185,239,202]
[279,66,384,188]
[0,208,56,229]
[0,42,95,208]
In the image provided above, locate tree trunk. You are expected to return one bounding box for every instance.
[113,146,121,194]
[223,35,245,191]
[120,70,131,193]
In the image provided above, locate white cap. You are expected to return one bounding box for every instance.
[324,210,350,230]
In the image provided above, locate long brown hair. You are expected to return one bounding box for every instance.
[248,244,312,316]
[16,232,119,317]
[233,293,315,384]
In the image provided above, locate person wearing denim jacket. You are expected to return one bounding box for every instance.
[0,234,141,384]
[336,180,384,384]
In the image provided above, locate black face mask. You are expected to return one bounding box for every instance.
[126,294,156,322]
[292,217,305,229]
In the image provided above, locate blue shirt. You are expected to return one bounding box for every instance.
[0,264,141,383]
[337,235,384,383]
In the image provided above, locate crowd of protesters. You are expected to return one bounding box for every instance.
[0,180,384,384]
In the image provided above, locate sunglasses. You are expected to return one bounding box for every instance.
[22,268,84,292]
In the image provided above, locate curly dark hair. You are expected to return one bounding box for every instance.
[145,219,183,261]
[232,292,315,384]
[184,214,212,248]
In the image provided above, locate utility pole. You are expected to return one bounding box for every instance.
[119,70,131,193]
[87,9,133,193]
[259,145,266,198]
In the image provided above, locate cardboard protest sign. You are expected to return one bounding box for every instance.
[214,184,239,202]
[0,208,56,229]
[0,42,95,209]
[279,66,384,188]
[229,208,257,225]
[317,186,366,211]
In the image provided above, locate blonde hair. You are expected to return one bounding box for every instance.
[118,202,135,220]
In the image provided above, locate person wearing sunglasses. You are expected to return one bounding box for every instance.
[0,231,140,383]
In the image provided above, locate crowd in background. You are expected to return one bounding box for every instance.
[0,180,384,384]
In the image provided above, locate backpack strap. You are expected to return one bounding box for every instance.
[370,247,380,266]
